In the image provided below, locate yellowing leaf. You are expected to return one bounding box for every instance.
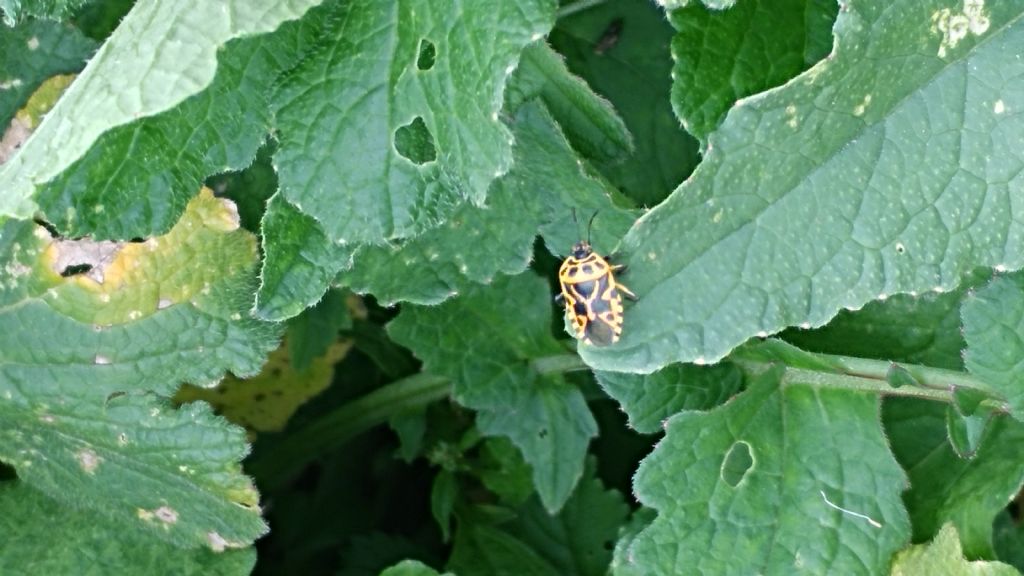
[40,188,255,325]
[176,339,351,432]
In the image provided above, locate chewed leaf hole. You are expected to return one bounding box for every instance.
[417,38,436,70]
[394,116,437,165]
[60,263,93,277]
[721,440,753,487]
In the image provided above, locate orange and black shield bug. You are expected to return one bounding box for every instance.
[554,211,636,346]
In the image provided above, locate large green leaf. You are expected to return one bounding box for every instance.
[0,0,326,223]
[581,0,1024,373]
[963,273,1024,420]
[0,191,277,549]
[34,4,332,240]
[0,482,255,575]
[550,0,699,206]
[890,524,1019,576]
[388,273,597,513]
[886,398,1024,560]
[338,100,632,308]
[271,0,555,245]
[0,18,96,127]
[668,0,837,143]
[628,368,910,574]
[507,42,632,164]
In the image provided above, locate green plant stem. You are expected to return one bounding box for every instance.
[557,0,608,19]
[731,347,1008,410]
[247,373,451,490]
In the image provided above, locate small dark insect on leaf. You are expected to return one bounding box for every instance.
[594,18,624,55]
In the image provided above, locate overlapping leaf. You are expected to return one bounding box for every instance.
[890,524,1019,576]
[581,0,1024,373]
[595,362,743,434]
[886,399,1024,560]
[271,0,556,245]
[0,0,327,223]
[388,273,597,513]
[449,463,627,576]
[963,273,1024,420]
[628,368,910,574]
[668,0,837,143]
[0,190,278,549]
[0,18,96,127]
[550,0,699,206]
[34,3,336,240]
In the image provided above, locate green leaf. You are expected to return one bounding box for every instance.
[271,0,556,245]
[504,463,629,576]
[595,362,743,434]
[630,368,910,574]
[287,288,352,372]
[507,42,632,163]
[339,100,632,308]
[431,469,457,542]
[550,0,700,206]
[668,0,837,143]
[580,0,1024,373]
[0,0,90,25]
[36,6,334,240]
[388,273,598,513]
[449,523,561,576]
[449,464,627,576]
[891,523,1019,576]
[0,191,277,549]
[610,508,656,576]
[0,18,96,127]
[993,511,1024,572]
[389,408,427,463]
[476,437,536,507]
[0,482,255,575]
[786,271,988,370]
[945,405,992,460]
[886,398,1024,559]
[256,194,355,321]
[0,0,326,223]
[379,560,450,576]
[963,273,1024,420]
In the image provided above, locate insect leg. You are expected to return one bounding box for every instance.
[618,282,638,301]
[554,292,564,304]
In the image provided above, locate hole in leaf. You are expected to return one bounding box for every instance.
[721,441,753,487]
[60,263,93,277]
[33,217,59,238]
[417,39,436,70]
[394,116,437,165]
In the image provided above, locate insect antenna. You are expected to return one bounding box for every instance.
[586,210,599,245]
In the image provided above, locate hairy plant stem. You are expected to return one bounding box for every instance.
[730,346,1008,410]
[251,341,1007,488]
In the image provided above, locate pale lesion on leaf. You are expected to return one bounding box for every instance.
[31,187,256,326]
